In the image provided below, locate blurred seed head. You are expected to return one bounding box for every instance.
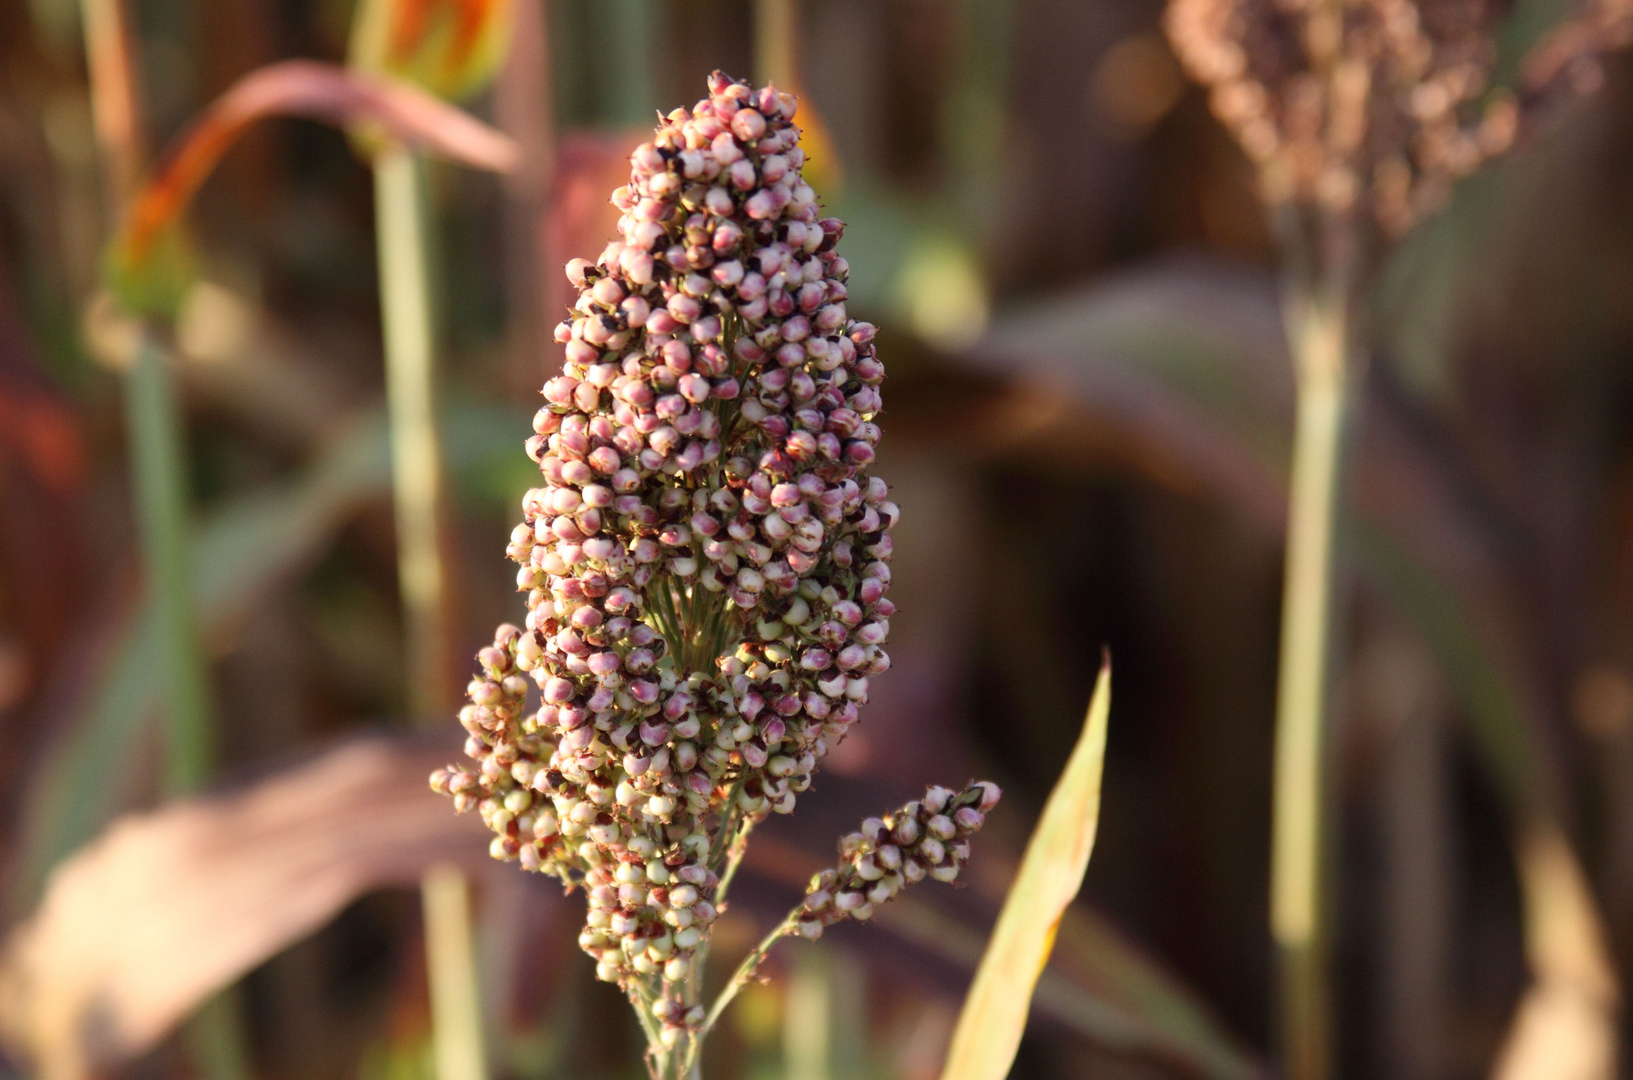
[1163,0,1632,234]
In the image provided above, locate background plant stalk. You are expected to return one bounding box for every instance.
[372,144,487,1080]
[78,0,253,1074]
[1270,268,1354,1080]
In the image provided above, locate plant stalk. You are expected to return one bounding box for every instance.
[682,913,799,1076]
[783,946,834,1080]
[753,0,798,88]
[374,147,454,720]
[422,864,488,1080]
[128,323,255,1080]
[79,2,254,1073]
[77,0,144,216]
[372,145,486,1080]
[605,0,656,124]
[125,328,215,794]
[1269,280,1352,1080]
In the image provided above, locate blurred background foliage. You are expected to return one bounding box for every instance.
[1,0,1632,1078]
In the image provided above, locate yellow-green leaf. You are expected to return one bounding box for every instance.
[941,656,1112,1080]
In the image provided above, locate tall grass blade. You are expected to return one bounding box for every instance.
[12,412,389,909]
[940,657,1112,1080]
[1490,823,1619,1080]
[1356,526,1619,1080]
[75,4,252,1070]
[125,331,254,1080]
[875,897,1256,1080]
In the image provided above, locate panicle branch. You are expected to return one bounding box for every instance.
[796,780,1003,936]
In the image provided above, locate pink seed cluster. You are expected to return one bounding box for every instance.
[431,72,894,1026]
[797,782,1001,938]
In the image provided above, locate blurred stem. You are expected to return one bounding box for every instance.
[423,865,489,1080]
[184,994,253,1080]
[77,0,144,217]
[686,913,799,1072]
[130,324,253,1080]
[495,0,556,380]
[374,147,452,721]
[373,147,485,1080]
[1269,278,1352,1080]
[945,0,1014,226]
[604,0,655,125]
[753,0,797,88]
[783,946,833,1080]
[81,3,252,1075]
[126,328,215,794]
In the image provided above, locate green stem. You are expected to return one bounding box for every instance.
[182,994,252,1080]
[685,791,749,1015]
[684,913,799,1075]
[422,865,489,1080]
[84,2,252,1071]
[753,0,798,88]
[713,818,754,909]
[630,986,663,1051]
[373,146,486,1080]
[374,147,452,722]
[1269,280,1352,1080]
[603,0,657,124]
[782,947,835,1080]
[136,340,253,1080]
[125,327,214,795]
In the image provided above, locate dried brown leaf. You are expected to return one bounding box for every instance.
[0,734,486,1080]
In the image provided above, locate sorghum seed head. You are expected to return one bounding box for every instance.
[432,71,899,997]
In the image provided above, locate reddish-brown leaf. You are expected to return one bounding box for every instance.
[117,59,517,268]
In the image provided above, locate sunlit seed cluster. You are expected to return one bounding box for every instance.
[430,71,895,1029]
[797,781,1002,938]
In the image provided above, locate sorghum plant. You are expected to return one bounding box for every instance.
[430,71,999,1079]
[1162,1,1631,1077]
